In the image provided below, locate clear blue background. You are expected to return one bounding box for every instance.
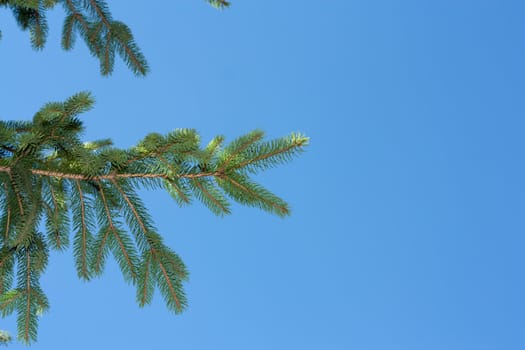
[1,1,525,349]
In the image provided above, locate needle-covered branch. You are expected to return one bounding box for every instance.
[0,92,308,343]
[0,0,230,75]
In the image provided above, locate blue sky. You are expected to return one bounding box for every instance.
[1,1,525,349]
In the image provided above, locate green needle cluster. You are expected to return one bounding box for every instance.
[0,0,307,345]
[0,92,308,343]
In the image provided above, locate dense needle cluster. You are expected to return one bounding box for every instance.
[0,93,308,343]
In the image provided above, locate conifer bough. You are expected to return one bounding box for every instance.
[0,92,308,343]
[0,0,307,345]
[0,0,229,76]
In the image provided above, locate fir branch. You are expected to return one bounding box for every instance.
[96,182,137,281]
[91,226,110,275]
[110,179,147,235]
[202,135,225,164]
[190,177,230,215]
[137,251,153,307]
[4,1,228,74]
[218,174,289,216]
[24,251,31,343]
[219,130,265,171]
[164,179,191,205]
[42,178,69,250]
[110,179,187,310]
[0,93,307,341]
[232,134,309,172]
[29,8,47,50]
[72,179,90,279]
[152,249,184,312]
[13,203,39,249]
[62,1,91,50]
[85,0,112,26]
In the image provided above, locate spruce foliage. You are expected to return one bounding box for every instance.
[0,93,308,343]
[0,0,306,345]
[0,0,229,76]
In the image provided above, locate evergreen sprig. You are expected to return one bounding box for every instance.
[0,92,308,344]
[0,0,230,76]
